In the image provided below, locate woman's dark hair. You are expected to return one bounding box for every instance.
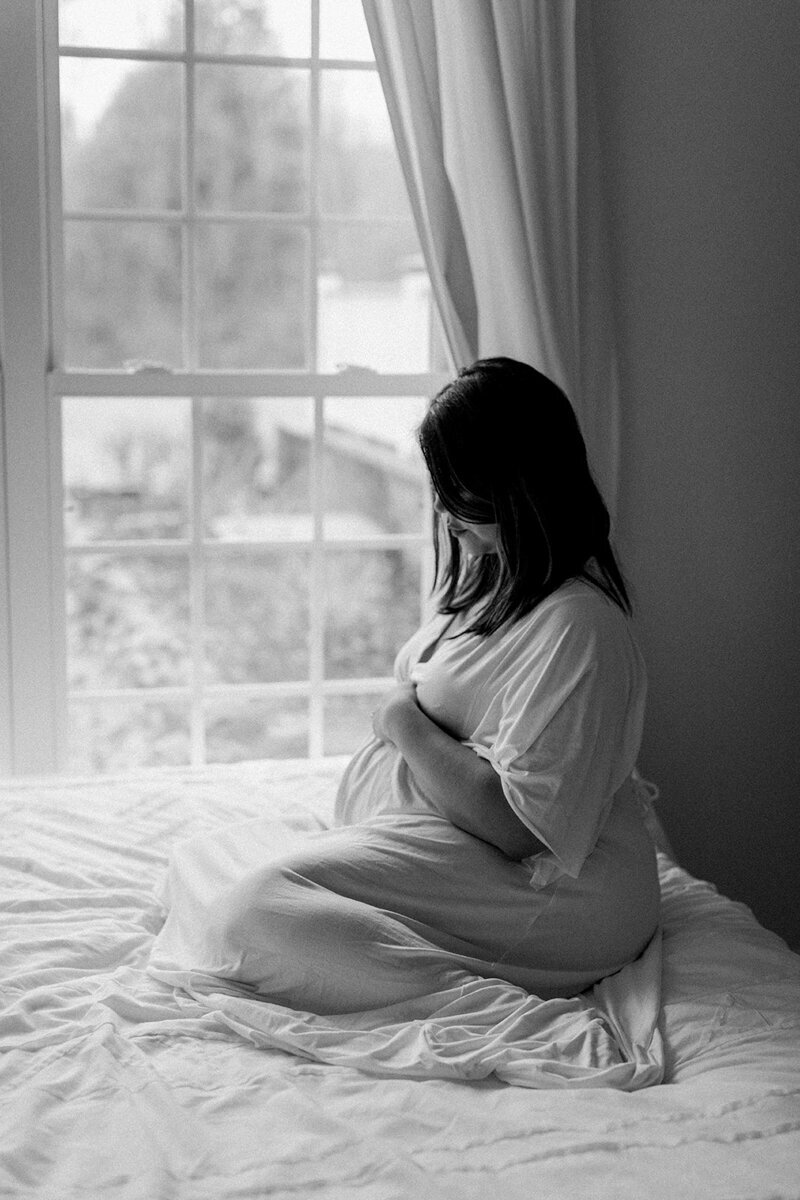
[417,357,631,635]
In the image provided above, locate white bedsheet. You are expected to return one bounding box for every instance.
[1,758,799,1199]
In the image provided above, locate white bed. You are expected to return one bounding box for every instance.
[1,757,799,1199]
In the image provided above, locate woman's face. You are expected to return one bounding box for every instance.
[433,495,500,557]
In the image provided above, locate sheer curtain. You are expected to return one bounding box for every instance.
[363,0,620,509]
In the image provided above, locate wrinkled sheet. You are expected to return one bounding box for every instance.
[2,758,800,1199]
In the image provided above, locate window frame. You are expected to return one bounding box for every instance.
[0,0,447,775]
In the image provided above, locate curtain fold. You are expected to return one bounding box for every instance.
[362,0,620,511]
[362,4,478,368]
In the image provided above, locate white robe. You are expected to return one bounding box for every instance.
[149,580,664,1088]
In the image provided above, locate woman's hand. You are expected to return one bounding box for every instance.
[372,682,546,859]
[372,682,420,746]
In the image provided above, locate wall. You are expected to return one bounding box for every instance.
[590,1,800,949]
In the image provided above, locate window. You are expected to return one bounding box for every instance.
[0,0,447,775]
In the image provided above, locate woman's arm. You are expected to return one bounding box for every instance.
[373,685,547,861]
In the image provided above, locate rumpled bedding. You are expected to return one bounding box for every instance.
[2,758,800,1199]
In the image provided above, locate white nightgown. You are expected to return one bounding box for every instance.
[338,578,653,882]
[148,579,664,1088]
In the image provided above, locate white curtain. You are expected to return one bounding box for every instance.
[363,0,620,510]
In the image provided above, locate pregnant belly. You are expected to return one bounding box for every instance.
[333,736,436,827]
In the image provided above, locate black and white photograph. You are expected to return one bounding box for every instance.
[1,2,799,1196]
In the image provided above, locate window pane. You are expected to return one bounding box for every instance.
[66,556,190,689]
[205,553,310,684]
[195,0,310,57]
[203,398,313,540]
[194,66,309,214]
[67,700,190,773]
[59,0,183,51]
[318,226,429,373]
[320,0,374,60]
[319,225,431,372]
[324,396,428,537]
[195,224,307,367]
[206,696,308,762]
[63,398,190,544]
[325,548,421,679]
[324,691,388,756]
[64,220,182,368]
[61,60,182,211]
[320,71,408,218]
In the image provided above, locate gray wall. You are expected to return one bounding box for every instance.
[590,1,800,949]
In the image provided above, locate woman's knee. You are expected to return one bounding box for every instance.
[211,861,352,1002]
[212,860,303,955]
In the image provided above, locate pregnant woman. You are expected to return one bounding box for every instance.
[151,358,661,1041]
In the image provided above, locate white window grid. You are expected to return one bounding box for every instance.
[56,371,441,765]
[0,0,448,773]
